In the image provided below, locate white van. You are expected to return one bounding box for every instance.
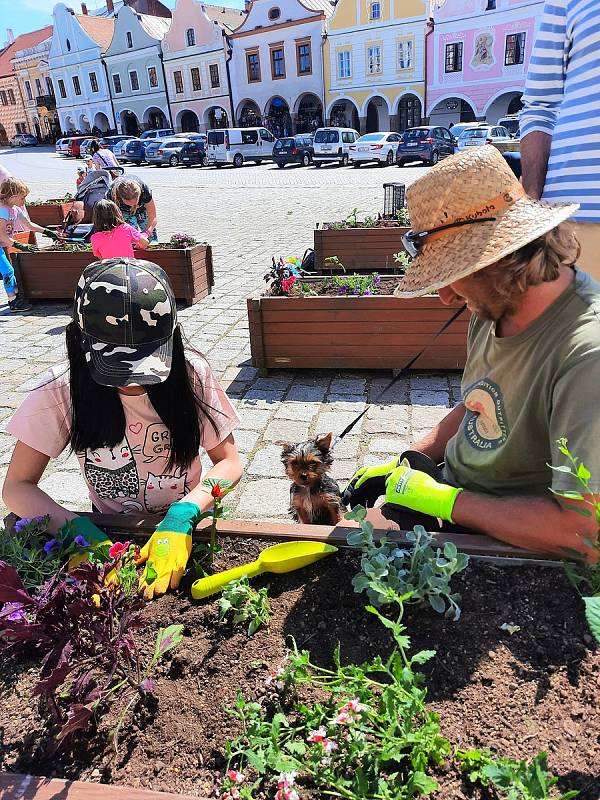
[206,127,276,167]
[312,127,360,167]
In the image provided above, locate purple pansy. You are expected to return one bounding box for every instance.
[73,535,90,548]
[43,538,59,554]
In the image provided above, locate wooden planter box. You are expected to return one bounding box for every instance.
[248,294,468,374]
[25,200,74,226]
[13,243,214,305]
[314,225,409,271]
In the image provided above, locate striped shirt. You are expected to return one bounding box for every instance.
[521,0,600,222]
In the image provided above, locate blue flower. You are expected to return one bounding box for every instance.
[14,517,33,533]
[73,535,90,548]
[43,538,58,554]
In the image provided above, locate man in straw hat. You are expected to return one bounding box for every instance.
[344,146,599,562]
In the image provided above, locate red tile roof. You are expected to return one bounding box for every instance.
[0,26,53,78]
[76,14,115,52]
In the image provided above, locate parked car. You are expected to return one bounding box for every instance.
[312,127,359,167]
[67,136,92,157]
[124,139,147,164]
[349,132,401,167]
[273,135,314,168]
[140,128,174,142]
[448,122,484,142]
[174,131,207,146]
[498,115,520,138]
[113,137,138,162]
[206,127,276,167]
[457,124,513,150]
[396,126,456,167]
[179,140,208,167]
[79,137,99,158]
[55,137,72,155]
[145,138,193,167]
[9,133,38,147]
[98,135,132,152]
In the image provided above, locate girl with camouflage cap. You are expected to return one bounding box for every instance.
[4,258,243,599]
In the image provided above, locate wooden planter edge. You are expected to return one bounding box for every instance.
[0,773,208,800]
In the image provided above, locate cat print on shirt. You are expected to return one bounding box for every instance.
[82,437,141,499]
[144,470,188,513]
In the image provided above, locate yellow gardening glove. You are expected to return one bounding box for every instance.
[385,466,463,523]
[136,501,200,600]
[62,517,112,571]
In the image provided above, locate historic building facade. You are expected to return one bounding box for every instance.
[427,0,544,126]
[11,34,60,143]
[229,0,332,135]
[162,0,245,133]
[105,3,172,135]
[324,0,428,134]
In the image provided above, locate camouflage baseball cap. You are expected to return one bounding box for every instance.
[74,258,177,387]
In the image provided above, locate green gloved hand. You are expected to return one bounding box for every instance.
[136,501,201,600]
[13,241,36,252]
[42,227,60,241]
[385,466,463,523]
[343,457,400,508]
[60,516,112,570]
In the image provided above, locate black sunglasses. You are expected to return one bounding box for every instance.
[402,216,497,257]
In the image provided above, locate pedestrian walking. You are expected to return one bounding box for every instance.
[87,140,120,178]
[520,0,600,279]
[91,199,149,259]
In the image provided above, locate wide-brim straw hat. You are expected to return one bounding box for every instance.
[394,146,579,297]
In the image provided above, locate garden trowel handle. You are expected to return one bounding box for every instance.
[191,560,263,600]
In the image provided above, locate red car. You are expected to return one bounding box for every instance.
[67,136,95,157]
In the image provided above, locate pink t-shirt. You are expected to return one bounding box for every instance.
[91,223,142,260]
[6,358,240,514]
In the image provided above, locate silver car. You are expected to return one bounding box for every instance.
[457,125,513,150]
[145,138,192,167]
[55,137,72,155]
[113,137,138,162]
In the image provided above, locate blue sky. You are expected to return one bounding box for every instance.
[0,0,245,41]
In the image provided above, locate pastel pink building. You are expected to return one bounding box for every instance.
[427,0,544,126]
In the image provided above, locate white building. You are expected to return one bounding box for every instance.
[229,0,333,135]
[49,3,116,134]
[104,3,172,135]
[162,0,246,133]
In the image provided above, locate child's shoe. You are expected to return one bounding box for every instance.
[8,296,33,312]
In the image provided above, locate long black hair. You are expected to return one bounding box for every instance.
[66,322,221,470]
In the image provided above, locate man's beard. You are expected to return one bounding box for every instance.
[471,268,521,321]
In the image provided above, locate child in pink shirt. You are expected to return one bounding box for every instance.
[91,199,150,259]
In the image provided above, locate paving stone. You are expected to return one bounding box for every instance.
[236,478,291,517]
[237,408,274,430]
[315,411,362,437]
[363,415,411,436]
[274,402,321,421]
[239,390,284,409]
[409,375,450,392]
[286,385,327,403]
[368,436,411,454]
[263,419,311,443]
[329,378,366,395]
[247,444,287,477]
[331,436,360,460]
[410,390,450,407]
[326,394,367,412]
[251,375,294,391]
[39,471,90,509]
[331,460,359,481]
[222,365,258,382]
[412,405,450,427]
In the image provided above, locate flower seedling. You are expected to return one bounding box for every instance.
[217,576,270,636]
[0,516,60,591]
[202,477,234,566]
[169,232,198,249]
[264,256,303,296]
[345,506,469,620]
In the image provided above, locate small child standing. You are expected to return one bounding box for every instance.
[0,177,60,312]
[91,199,150,260]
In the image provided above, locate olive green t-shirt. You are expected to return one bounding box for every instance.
[444,269,600,497]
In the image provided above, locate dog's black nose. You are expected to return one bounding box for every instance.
[300,472,308,480]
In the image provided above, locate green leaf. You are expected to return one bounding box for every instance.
[411,649,436,665]
[407,771,438,795]
[577,463,591,482]
[145,561,158,585]
[429,594,445,614]
[345,506,367,522]
[583,596,600,643]
[154,624,184,660]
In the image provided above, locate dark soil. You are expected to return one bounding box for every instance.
[292,277,402,296]
[1,539,598,799]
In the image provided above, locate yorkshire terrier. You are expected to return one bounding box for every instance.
[279,432,345,525]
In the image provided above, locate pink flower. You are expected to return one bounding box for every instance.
[222,791,240,800]
[281,275,296,293]
[333,711,352,726]
[277,771,297,789]
[323,739,338,754]
[307,726,327,744]
[343,699,368,714]
[226,769,245,784]
[108,541,129,559]
[275,789,299,800]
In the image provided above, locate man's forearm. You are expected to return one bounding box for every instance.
[452,491,597,562]
[411,403,465,463]
[520,131,551,200]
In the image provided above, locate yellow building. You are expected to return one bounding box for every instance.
[324,0,428,133]
[12,33,60,143]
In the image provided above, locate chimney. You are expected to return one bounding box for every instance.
[81,2,88,12]
[6,28,15,44]
[106,0,114,12]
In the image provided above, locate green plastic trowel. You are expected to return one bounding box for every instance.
[191,540,338,600]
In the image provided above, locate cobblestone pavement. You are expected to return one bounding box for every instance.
[0,147,460,521]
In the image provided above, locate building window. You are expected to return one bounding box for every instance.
[268,6,280,19]
[337,49,351,78]
[370,1,381,20]
[148,66,158,88]
[35,78,43,96]
[66,38,71,51]
[209,63,220,88]
[129,70,139,91]
[486,0,496,8]
[174,70,184,93]
[445,41,463,72]
[24,80,33,100]
[45,76,53,95]
[505,32,526,65]
[0,91,7,106]
[191,67,201,91]
[246,50,261,83]
[296,40,311,74]
[112,73,122,94]
[58,78,67,98]
[367,44,382,74]
[8,88,15,103]
[72,75,82,96]
[126,31,133,48]
[186,28,195,47]
[270,45,285,79]
[89,72,99,93]
[397,38,414,70]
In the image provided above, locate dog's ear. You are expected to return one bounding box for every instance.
[315,432,333,452]
[275,440,293,458]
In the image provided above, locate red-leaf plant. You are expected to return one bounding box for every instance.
[0,554,182,749]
